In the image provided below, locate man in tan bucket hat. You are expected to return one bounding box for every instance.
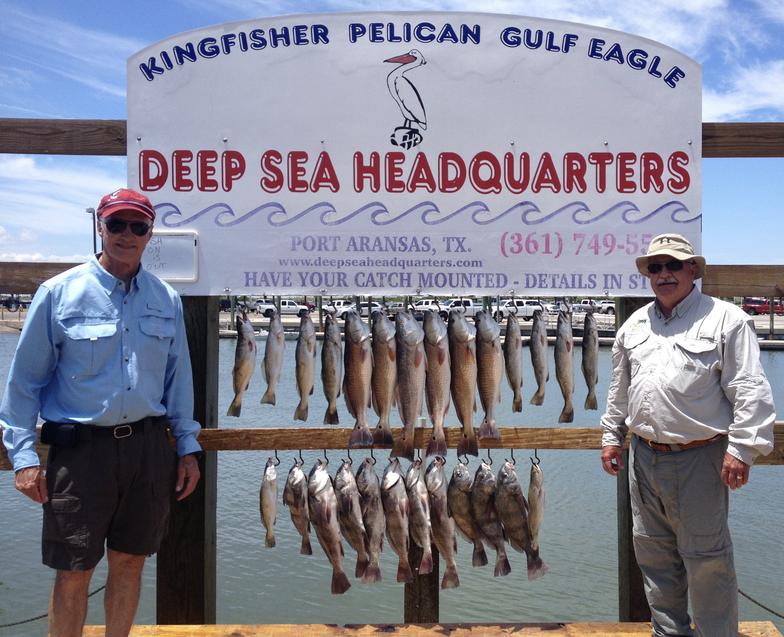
[600,232,775,636]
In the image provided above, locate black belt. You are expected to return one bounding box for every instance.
[42,416,166,446]
[87,418,155,439]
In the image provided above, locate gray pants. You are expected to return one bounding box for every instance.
[630,435,737,637]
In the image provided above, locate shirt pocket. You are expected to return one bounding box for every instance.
[139,313,176,374]
[668,337,719,396]
[62,319,118,376]
[623,331,651,380]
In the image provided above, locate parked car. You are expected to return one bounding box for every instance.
[493,299,544,322]
[323,299,354,314]
[544,301,562,314]
[742,297,784,316]
[412,298,445,313]
[597,299,616,315]
[386,301,408,317]
[255,298,310,317]
[339,301,385,319]
[439,298,481,320]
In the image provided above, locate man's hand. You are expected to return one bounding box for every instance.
[15,466,48,503]
[721,452,749,490]
[601,445,625,476]
[175,454,201,501]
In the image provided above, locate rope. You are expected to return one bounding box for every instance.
[739,587,784,620]
[0,585,105,628]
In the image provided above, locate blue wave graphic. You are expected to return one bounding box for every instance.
[157,200,701,228]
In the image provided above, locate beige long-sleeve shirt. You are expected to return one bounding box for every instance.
[601,286,776,465]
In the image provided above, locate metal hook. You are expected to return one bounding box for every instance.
[297,449,304,466]
[271,449,281,466]
[458,452,469,465]
[506,448,516,465]
[485,447,493,466]
[369,447,377,465]
[530,449,541,466]
[323,449,329,466]
[344,447,352,465]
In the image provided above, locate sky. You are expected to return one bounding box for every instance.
[0,0,782,264]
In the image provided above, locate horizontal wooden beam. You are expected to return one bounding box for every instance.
[0,118,126,155]
[1,119,783,158]
[4,262,783,298]
[81,621,783,637]
[3,424,782,470]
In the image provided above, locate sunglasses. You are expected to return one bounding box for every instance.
[101,218,151,236]
[647,260,693,274]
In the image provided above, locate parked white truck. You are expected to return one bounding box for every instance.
[254,298,310,318]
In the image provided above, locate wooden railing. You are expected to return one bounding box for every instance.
[1,118,783,626]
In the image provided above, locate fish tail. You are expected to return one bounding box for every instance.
[355,556,369,579]
[418,549,434,575]
[530,388,545,406]
[323,401,339,425]
[293,400,308,421]
[457,429,479,457]
[584,390,597,411]
[265,531,275,548]
[512,390,523,413]
[526,550,549,581]
[331,569,351,595]
[226,396,242,417]
[260,386,276,405]
[349,423,373,448]
[396,558,414,583]
[494,552,512,577]
[441,565,460,589]
[373,418,394,446]
[558,404,574,423]
[361,560,382,584]
[478,417,500,440]
[300,536,312,555]
[391,429,415,461]
[472,542,488,567]
[425,425,447,457]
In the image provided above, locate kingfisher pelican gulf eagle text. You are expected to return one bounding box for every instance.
[385,49,427,149]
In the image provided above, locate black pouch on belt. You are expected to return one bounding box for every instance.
[40,421,79,448]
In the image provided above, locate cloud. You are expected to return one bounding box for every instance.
[703,59,784,120]
[0,252,89,263]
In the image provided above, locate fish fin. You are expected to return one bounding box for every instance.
[441,566,460,589]
[457,430,479,457]
[418,549,434,575]
[388,347,396,363]
[529,390,544,406]
[300,536,312,555]
[396,559,414,583]
[494,553,512,577]
[293,401,308,421]
[584,391,597,410]
[324,403,339,425]
[425,427,447,457]
[260,387,276,405]
[473,398,477,413]
[526,551,549,581]
[414,347,425,368]
[558,405,574,423]
[512,392,522,413]
[355,556,369,579]
[373,420,394,446]
[361,561,382,584]
[226,398,242,417]
[349,423,373,448]
[309,385,314,396]
[472,542,488,567]
[508,537,526,553]
[265,531,275,548]
[331,570,351,595]
[478,418,500,440]
[391,429,415,460]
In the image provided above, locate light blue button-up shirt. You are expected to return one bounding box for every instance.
[1,256,202,471]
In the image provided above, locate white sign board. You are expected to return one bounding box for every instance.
[141,231,199,282]
[128,13,701,297]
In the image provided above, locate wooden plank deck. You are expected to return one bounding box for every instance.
[82,622,782,636]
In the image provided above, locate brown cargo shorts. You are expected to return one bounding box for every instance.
[42,417,177,571]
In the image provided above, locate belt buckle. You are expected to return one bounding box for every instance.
[113,424,133,439]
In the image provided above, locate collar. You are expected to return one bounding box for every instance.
[90,254,143,293]
[654,284,700,321]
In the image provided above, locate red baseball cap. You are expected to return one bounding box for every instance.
[97,188,156,221]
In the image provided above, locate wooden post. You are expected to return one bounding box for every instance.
[617,298,651,622]
[404,544,440,623]
[156,296,218,624]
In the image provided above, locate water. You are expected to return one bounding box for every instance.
[0,331,782,634]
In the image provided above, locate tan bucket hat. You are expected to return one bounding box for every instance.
[636,233,706,279]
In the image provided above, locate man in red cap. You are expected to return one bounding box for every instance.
[1,188,202,637]
[600,233,775,637]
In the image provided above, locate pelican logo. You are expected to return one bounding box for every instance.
[384,49,427,149]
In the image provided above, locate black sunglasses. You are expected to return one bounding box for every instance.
[647,260,692,274]
[101,218,151,236]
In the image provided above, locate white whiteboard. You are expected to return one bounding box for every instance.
[141,230,199,283]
